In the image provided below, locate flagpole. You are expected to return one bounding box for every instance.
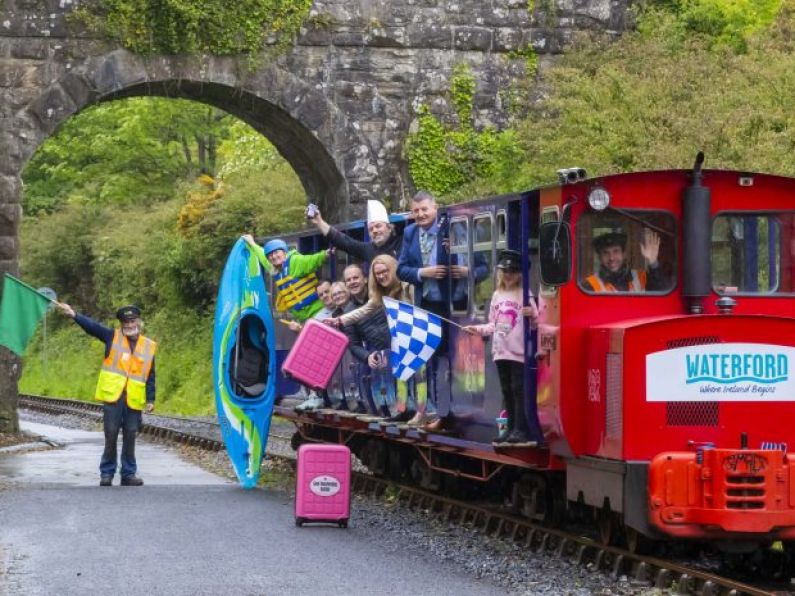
[391,299,465,329]
[4,273,57,303]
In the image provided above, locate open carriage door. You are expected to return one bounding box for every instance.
[520,193,545,442]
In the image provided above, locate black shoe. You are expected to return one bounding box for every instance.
[121,475,144,486]
[333,401,350,411]
[99,475,113,487]
[492,429,510,444]
[506,430,533,444]
[353,403,367,414]
[379,405,391,418]
[385,410,415,423]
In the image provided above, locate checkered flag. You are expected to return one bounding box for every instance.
[383,297,443,381]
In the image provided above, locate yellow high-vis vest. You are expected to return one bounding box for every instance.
[95,329,157,411]
[273,257,319,313]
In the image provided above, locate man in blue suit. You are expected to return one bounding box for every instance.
[397,190,488,428]
[398,191,459,313]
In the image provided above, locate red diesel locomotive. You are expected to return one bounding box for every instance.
[272,155,795,552]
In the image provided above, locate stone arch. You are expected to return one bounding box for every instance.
[13,50,383,222]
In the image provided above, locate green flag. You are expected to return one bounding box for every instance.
[0,274,52,356]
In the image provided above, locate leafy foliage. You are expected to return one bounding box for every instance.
[451,0,795,194]
[639,0,782,52]
[24,98,234,215]
[71,0,313,57]
[405,64,523,200]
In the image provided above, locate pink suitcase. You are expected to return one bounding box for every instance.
[295,443,351,528]
[282,319,350,390]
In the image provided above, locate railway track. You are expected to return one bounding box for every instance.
[16,393,787,596]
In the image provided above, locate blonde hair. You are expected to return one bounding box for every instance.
[496,269,521,291]
[368,255,402,305]
[330,281,349,300]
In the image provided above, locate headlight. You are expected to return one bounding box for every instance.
[587,186,610,211]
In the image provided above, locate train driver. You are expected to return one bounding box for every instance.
[583,227,666,293]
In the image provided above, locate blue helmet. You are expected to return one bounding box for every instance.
[263,238,288,256]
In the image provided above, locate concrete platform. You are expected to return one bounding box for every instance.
[0,422,504,595]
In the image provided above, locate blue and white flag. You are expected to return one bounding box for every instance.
[383,297,443,381]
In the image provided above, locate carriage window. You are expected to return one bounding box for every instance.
[449,218,470,314]
[496,210,507,248]
[712,212,795,295]
[578,210,676,294]
[334,250,347,281]
[473,214,495,313]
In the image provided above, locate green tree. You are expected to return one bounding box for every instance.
[459,0,795,193]
[23,98,234,215]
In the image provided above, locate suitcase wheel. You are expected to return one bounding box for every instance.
[296,517,304,527]
[338,519,348,529]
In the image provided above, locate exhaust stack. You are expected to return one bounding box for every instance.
[682,152,711,314]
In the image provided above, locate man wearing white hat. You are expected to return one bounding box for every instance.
[307,200,403,261]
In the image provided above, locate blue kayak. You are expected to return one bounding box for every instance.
[213,238,276,488]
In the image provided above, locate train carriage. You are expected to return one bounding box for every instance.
[268,157,795,552]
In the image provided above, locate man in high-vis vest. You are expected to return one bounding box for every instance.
[55,302,156,487]
[583,228,665,293]
[241,234,328,322]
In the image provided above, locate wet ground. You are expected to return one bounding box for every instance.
[0,420,505,595]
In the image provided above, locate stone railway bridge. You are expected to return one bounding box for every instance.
[0,0,629,430]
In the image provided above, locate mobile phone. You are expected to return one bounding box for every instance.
[305,203,319,219]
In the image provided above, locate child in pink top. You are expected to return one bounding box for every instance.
[463,249,541,445]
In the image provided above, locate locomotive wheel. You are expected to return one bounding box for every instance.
[516,473,565,525]
[623,526,653,554]
[505,480,522,515]
[568,492,588,525]
[517,474,546,521]
[597,503,619,546]
[782,542,795,581]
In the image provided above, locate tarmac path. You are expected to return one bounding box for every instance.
[0,421,504,596]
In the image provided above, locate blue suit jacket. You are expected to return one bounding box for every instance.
[397,218,489,307]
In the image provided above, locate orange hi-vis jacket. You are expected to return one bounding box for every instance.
[95,329,157,411]
[586,269,647,292]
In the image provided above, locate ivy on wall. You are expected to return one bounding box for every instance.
[71,0,313,56]
[405,64,523,199]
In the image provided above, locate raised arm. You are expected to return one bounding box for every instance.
[242,234,274,274]
[326,227,372,262]
[56,302,114,346]
[288,250,328,277]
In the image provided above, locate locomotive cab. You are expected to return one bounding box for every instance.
[538,165,795,547]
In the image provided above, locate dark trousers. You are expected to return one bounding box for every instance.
[419,299,450,414]
[100,395,142,478]
[495,359,543,441]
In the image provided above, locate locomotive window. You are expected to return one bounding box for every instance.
[473,213,495,313]
[578,210,676,295]
[449,217,470,315]
[712,212,795,295]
